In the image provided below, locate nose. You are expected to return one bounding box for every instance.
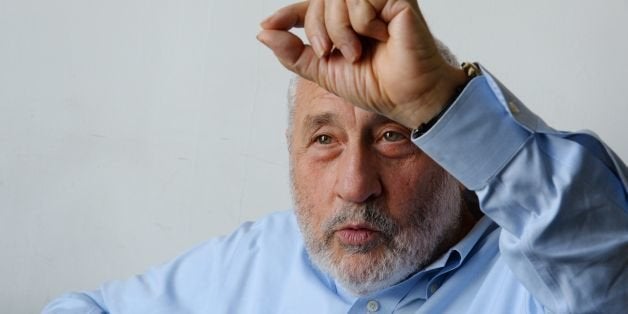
[334,144,382,204]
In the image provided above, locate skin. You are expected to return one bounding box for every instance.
[257,0,469,128]
[289,79,476,294]
[259,0,478,294]
[291,79,445,224]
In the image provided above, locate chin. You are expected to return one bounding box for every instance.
[318,244,418,296]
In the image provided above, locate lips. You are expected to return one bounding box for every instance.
[335,224,379,246]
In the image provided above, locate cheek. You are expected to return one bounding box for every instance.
[379,156,441,214]
[294,155,338,199]
[293,158,337,224]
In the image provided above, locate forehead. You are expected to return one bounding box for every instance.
[294,80,384,127]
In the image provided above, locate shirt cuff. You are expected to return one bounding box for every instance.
[412,70,533,190]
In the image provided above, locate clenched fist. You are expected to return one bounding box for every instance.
[257,0,468,128]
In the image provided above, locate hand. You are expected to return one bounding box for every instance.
[257,0,468,128]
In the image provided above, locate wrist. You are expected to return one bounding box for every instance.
[410,63,481,138]
[404,67,469,128]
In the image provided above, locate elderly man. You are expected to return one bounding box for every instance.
[44,0,627,313]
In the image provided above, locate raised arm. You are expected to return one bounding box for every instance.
[414,67,628,312]
[258,1,628,312]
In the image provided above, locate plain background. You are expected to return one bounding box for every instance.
[1,0,626,312]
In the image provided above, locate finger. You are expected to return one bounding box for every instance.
[260,1,308,30]
[346,0,389,41]
[381,0,435,54]
[257,30,320,82]
[325,0,361,62]
[304,0,332,58]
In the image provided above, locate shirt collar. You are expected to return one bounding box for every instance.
[319,216,497,307]
[398,215,497,303]
[447,215,496,267]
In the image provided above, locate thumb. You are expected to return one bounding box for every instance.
[257,30,320,83]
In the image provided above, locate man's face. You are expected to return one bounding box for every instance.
[289,80,470,295]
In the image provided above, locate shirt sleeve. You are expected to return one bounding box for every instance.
[412,65,628,313]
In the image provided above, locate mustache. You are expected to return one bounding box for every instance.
[322,202,399,247]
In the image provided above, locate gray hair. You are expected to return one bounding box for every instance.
[286,38,460,143]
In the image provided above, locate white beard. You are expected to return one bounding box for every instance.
[292,168,465,296]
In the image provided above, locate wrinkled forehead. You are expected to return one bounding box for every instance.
[293,79,378,126]
[295,80,349,111]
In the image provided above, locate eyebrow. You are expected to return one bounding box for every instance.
[301,112,340,133]
[301,111,410,135]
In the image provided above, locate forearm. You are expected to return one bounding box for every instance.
[413,65,628,313]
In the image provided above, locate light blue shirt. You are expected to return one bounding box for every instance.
[43,67,628,313]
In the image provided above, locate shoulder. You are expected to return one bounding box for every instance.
[223,210,300,247]
[89,211,309,313]
[202,210,317,309]
[201,210,303,266]
[142,210,302,277]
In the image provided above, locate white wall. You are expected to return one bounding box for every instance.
[1,1,626,312]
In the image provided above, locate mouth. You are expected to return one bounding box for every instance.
[334,223,380,247]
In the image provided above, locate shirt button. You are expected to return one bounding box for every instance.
[366,300,380,312]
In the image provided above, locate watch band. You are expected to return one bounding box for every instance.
[411,62,481,139]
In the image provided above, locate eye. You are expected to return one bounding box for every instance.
[382,131,405,142]
[315,134,333,145]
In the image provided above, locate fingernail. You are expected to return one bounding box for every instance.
[311,36,324,58]
[340,44,357,62]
